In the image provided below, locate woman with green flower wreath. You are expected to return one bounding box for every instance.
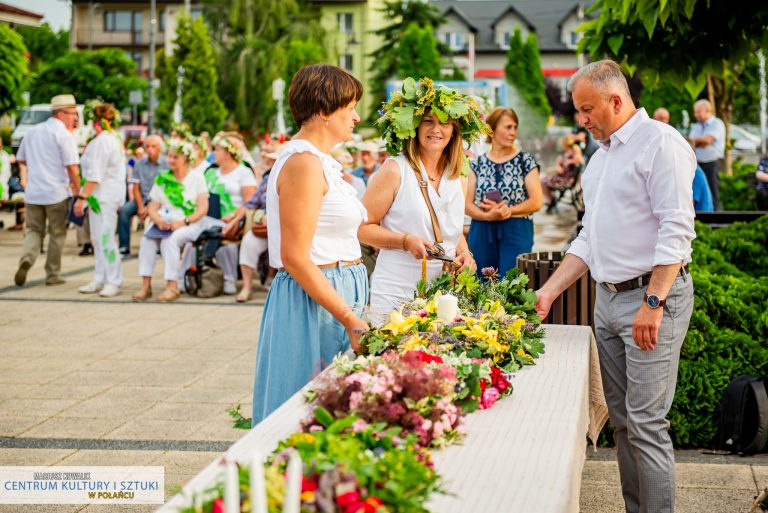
[360,78,483,323]
[132,140,209,302]
[204,131,257,294]
[74,102,126,298]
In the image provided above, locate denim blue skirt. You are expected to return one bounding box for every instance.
[251,263,368,425]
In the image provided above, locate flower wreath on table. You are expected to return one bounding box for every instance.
[376,77,492,173]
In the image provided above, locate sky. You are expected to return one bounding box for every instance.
[6,0,71,31]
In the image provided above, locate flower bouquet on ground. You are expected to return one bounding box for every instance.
[180,413,443,513]
[303,353,465,448]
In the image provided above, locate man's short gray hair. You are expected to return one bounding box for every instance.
[145,134,165,151]
[693,99,712,112]
[568,59,631,99]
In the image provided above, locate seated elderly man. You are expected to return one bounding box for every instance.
[118,135,168,256]
[350,140,380,186]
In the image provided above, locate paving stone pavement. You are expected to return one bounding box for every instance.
[1,207,764,513]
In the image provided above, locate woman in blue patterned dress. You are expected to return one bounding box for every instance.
[465,107,542,278]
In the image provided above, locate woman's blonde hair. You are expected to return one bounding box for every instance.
[404,115,464,180]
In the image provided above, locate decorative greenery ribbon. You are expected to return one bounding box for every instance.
[205,171,236,218]
[77,173,102,214]
[155,170,196,216]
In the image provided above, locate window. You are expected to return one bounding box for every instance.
[104,10,143,43]
[104,10,132,31]
[569,32,579,47]
[190,8,203,21]
[337,13,353,33]
[501,32,511,49]
[159,11,165,32]
[444,32,465,51]
[339,54,353,71]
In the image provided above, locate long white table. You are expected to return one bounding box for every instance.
[158,325,604,513]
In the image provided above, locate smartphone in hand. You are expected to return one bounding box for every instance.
[485,189,502,203]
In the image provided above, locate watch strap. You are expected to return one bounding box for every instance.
[644,292,666,308]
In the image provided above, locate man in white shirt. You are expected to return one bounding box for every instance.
[535,61,695,513]
[14,94,82,286]
[687,99,725,210]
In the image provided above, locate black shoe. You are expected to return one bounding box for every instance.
[79,243,93,256]
[119,247,130,256]
[14,261,30,286]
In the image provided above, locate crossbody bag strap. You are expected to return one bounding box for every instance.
[411,165,443,243]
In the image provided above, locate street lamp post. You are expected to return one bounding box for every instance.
[148,0,157,132]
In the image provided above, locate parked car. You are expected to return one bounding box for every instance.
[11,104,93,152]
[729,123,761,154]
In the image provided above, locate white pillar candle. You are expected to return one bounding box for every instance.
[436,293,459,323]
[282,452,303,513]
[224,461,240,513]
[250,452,267,513]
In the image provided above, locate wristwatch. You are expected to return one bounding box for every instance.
[77,195,87,200]
[184,217,190,226]
[644,293,666,309]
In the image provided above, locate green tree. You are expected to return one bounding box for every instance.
[505,29,551,134]
[504,29,525,88]
[200,0,325,133]
[283,39,325,131]
[369,0,446,119]
[30,49,144,111]
[521,33,551,118]
[15,22,69,74]
[158,17,226,134]
[398,23,441,82]
[639,81,698,128]
[579,0,768,173]
[0,24,30,116]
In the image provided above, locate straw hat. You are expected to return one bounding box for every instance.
[357,140,380,154]
[50,94,77,111]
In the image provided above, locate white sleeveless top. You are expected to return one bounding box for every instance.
[267,140,367,268]
[369,155,464,323]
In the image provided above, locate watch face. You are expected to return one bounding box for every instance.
[647,295,661,308]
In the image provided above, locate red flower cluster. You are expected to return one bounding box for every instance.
[402,350,444,367]
[336,490,383,513]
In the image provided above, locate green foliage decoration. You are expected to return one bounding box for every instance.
[15,22,69,74]
[368,0,446,120]
[0,24,31,116]
[376,77,490,157]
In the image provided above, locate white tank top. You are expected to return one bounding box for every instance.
[369,155,464,322]
[267,140,367,268]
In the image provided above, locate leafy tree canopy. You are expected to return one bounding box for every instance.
[15,22,69,74]
[0,24,30,116]
[157,16,226,134]
[579,0,768,97]
[368,0,445,118]
[30,48,144,111]
[398,23,441,82]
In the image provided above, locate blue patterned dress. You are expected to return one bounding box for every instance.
[468,152,538,277]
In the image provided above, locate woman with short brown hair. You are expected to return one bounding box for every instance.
[251,64,369,424]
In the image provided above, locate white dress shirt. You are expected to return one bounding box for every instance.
[80,131,126,205]
[16,117,79,205]
[567,108,696,284]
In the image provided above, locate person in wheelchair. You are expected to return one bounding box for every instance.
[201,132,257,294]
[541,134,584,212]
[132,140,208,302]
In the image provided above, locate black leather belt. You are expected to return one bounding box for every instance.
[604,264,690,293]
